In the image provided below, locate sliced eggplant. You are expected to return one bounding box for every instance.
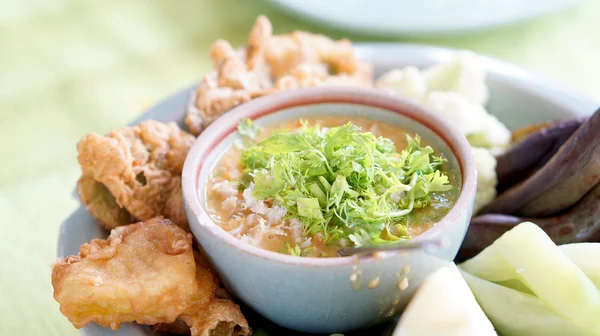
[460,183,600,260]
[484,108,600,217]
[495,117,586,192]
[511,118,575,144]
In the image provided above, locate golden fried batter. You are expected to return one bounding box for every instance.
[163,179,189,231]
[185,15,373,135]
[76,120,194,230]
[155,253,251,336]
[155,299,250,336]
[180,299,251,336]
[52,218,198,329]
[52,218,250,334]
[156,299,250,336]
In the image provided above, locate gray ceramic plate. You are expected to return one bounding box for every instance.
[58,43,598,336]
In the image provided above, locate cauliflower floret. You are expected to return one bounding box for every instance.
[376,52,489,106]
[480,114,511,155]
[425,91,510,154]
[424,91,488,136]
[472,147,497,214]
[375,53,510,153]
[375,66,427,101]
[423,51,489,106]
[375,53,507,215]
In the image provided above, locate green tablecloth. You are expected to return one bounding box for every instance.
[1,0,599,334]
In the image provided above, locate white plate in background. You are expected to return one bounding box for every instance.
[267,0,582,35]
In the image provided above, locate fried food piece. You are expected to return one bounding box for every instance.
[52,218,250,334]
[163,179,188,231]
[52,218,198,329]
[155,253,251,336]
[76,120,195,230]
[185,15,373,135]
[156,300,250,336]
[156,299,250,336]
[181,299,251,336]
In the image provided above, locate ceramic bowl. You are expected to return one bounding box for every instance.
[181,86,478,333]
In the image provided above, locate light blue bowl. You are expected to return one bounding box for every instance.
[181,87,478,333]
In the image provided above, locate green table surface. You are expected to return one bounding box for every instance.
[1,0,600,334]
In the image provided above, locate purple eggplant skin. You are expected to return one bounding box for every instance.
[484,108,600,217]
[495,117,586,192]
[459,182,600,260]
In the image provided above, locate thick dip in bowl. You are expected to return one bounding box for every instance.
[182,87,477,333]
[206,116,460,258]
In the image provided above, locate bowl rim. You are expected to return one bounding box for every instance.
[182,86,477,267]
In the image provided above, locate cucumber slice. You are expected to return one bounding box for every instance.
[560,243,600,289]
[460,271,584,336]
[459,222,600,334]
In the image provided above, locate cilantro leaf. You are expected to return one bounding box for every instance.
[239,122,454,248]
[237,118,261,140]
[285,243,302,257]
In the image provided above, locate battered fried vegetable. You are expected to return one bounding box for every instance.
[52,218,251,335]
[51,218,198,329]
[185,15,373,135]
[76,120,195,230]
[154,252,251,336]
[159,299,251,336]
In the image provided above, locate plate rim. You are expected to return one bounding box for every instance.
[266,0,581,35]
[353,42,597,114]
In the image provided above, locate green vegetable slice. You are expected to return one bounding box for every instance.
[460,271,583,336]
[560,243,600,289]
[459,222,600,333]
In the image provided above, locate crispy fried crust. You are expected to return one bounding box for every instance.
[182,299,251,336]
[154,253,251,336]
[76,175,134,227]
[76,120,194,230]
[185,15,373,135]
[163,179,189,231]
[51,218,198,329]
[53,220,250,334]
[156,300,251,336]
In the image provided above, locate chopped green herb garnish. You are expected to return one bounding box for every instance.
[237,118,261,140]
[239,121,452,247]
[286,243,302,257]
[285,243,315,257]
